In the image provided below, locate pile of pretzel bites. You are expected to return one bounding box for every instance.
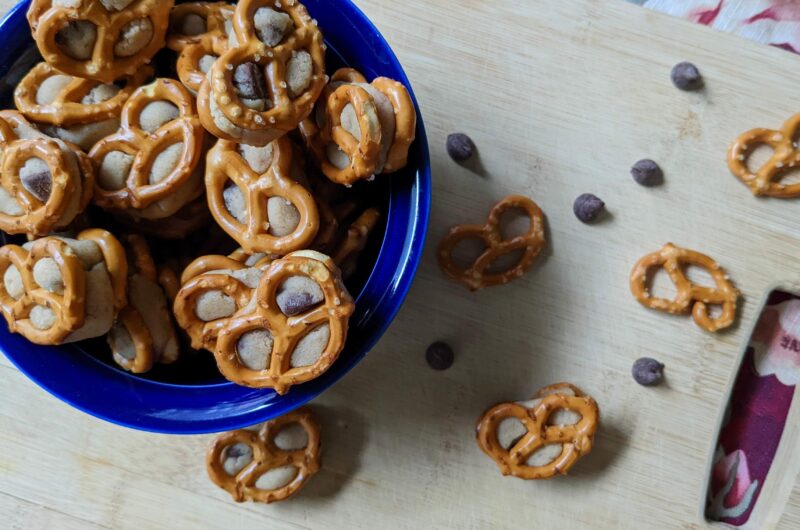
[0,0,417,392]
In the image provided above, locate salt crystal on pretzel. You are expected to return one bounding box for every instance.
[207,407,321,503]
[0,229,127,345]
[27,0,173,83]
[212,250,353,394]
[629,242,739,333]
[89,78,205,219]
[476,383,599,480]
[0,110,93,237]
[438,195,546,291]
[107,234,179,373]
[206,136,320,255]
[196,0,326,146]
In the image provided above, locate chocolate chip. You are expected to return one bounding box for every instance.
[573,193,605,223]
[21,171,52,202]
[631,159,663,187]
[425,341,454,370]
[632,357,664,386]
[280,292,316,316]
[446,133,475,162]
[671,62,703,91]
[225,444,251,459]
[233,62,267,100]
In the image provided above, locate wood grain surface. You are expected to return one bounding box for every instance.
[2,0,800,528]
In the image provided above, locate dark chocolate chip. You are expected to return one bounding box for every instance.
[225,444,251,459]
[233,62,267,100]
[425,341,454,370]
[632,357,664,386]
[573,193,605,223]
[446,133,475,162]
[631,159,663,187]
[21,170,52,202]
[280,292,317,316]
[670,62,703,91]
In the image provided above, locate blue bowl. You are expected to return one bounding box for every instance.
[0,0,430,434]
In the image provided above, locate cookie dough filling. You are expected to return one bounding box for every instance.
[222,183,303,238]
[236,329,273,370]
[19,158,53,202]
[149,142,184,184]
[238,142,274,174]
[139,100,180,133]
[276,275,323,316]
[233,62,270,111]
[253,7,293,47]
[55,20,97,60]
[221,442,253,476]
[193,268,262,322]
[254,466,298,491]
[99,0,137,11]
[97,151,133,191]
[173,12,207,36]
[114,18,154,58]
[273,422,309,450]
[286,50,312,99]
[198,54,217,74]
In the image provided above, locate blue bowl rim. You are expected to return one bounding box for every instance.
[0,0,431,434]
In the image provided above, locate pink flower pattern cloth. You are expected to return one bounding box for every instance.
[641,0,800,53]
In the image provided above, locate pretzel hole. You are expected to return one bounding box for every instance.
[325,143,351,170]
[498,208,532,241]
[139,101,180,133]
[449,236,488,271]
[485,249,525,274]
[774,166,800,186]
[497,417,527,450]
[81,83,122,105]
[706,304,724,320]
[35,74,72,105]
[238,143,275,174]
[195,290,236,321]
[20,158,52,202]
[525,444,564,467]
[286,50,313,99]
[172,12,207,36]
[273,422,309,450]
[100,0,137,12]
[267,197,301,237]
[198,54,217,74]
[221,442,254,476]
[744,143,774,175]
[222,183,248,224]
[149,142,185,184]
[291,324,330,368]
[114,18,154,58]
[0,187,23,216]
[108,321,136,360]
[517,396,582,426]
[30,305,57,330]
[645,267,678,300]
[254,465,298,491]
[33,257,65,294]
[55,20,97,61]
[276,276,324,316]
[684,265,716,288]
[233,62,270,110]
[237,329,274,371]
[3,265,24,300]
[253,7,293,47]
[98,151,133,191]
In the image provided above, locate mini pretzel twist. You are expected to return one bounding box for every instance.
[89,78,204,212]
[299,68,417,185]
[438,195,546,291]
[728,113,800,198]
[167,2,235,93]
[0,110,91,237]
[629,243,739,332]
[173,254,263,351]
[197,0,326,146]
[14,62,153,127]
[205,137,320,255]
[476,383,599,480]
[27,0,173,83]
[0,238,86,345]
[214,250,354,394]
[207,407,321,503]
[77,228,129,312]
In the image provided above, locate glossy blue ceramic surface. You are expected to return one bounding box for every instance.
[0,0,430,434]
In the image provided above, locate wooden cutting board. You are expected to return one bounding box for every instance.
[2,0,800,528]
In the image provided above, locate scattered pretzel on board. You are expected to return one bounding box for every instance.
[438,195,546,291]
[629,243,739,333]
[27,0,173,83]
[476,383,599,480]
[207,407,321,503]
[213,250,354,394]
[728,113,800,198]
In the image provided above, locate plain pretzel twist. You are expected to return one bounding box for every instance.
[728,113,800,198]
[476,383,599,480]
[197,0,326,146]
[214,250,354,394]
[28,0,173,83]
[629,243,739,332]
[14,62,153,127]
[207,407,321,503]
[205,137,320,255]
[89,78,204,212]
[167,2,235,93]
[438,195,546,291]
